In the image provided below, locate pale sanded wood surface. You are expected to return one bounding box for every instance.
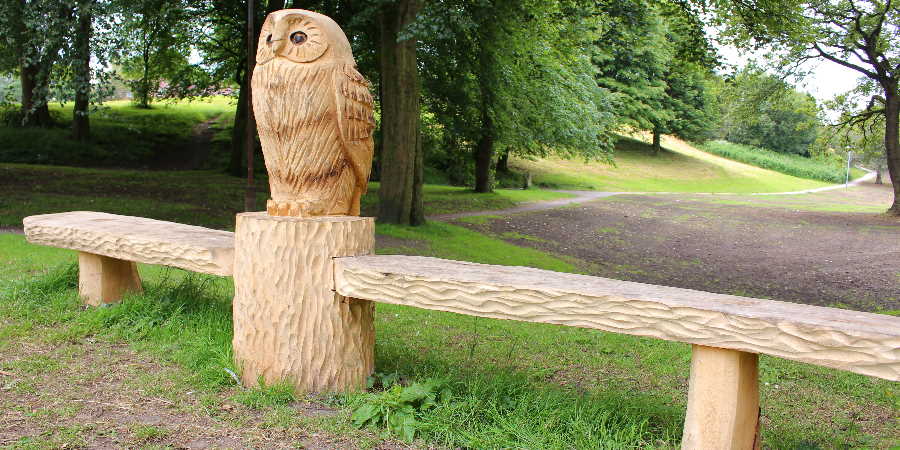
[253,9,374,217]
[682,345,760,450]
[78,252,143,306]
[23,212,234,276]
[232,213,375,392]
[334,255,900,381]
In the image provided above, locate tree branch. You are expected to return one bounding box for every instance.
[812,43,879,79]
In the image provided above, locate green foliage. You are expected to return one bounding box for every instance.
[593,0,717,143]
[711,69,821,156]
[701,140,851,183]
[111,0,197,108]
[417,0,616,189]
[351,375,451,442]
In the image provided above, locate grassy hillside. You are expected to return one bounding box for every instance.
[0,99,232,168]
[512,135,833,193]
[700,140,864,183]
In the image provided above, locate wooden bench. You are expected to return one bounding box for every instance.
[22,211,900,449]
[333,255,900,448]
[23,211,234,305]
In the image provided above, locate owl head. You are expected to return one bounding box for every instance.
[256,9,353,66]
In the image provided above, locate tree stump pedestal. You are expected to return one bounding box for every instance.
[232,212,375,392]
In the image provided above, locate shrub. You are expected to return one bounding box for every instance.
[700,140,851,183]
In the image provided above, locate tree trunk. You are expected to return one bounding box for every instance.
[497,148,510,172]
[474,122,494,193]
[20,64,52,127]
[228,71,249,177]
[72,1,92,142]
[652,127,662,155]
[377,0,424,225]
[875,168,883,185]
[884,88,900,215]
[473,28,496,194]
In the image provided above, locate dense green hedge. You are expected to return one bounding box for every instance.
[700,140,853,183]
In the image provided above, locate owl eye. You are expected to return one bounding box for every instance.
[290,31,307,45]
[266,34,272,45]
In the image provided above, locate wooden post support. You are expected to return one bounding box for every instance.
[682,345,760,450]
[232,212,375,392]
[77,251,142,306]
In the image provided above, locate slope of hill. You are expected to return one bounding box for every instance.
[510,135,832,193]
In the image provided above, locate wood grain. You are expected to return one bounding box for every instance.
[77,252,143,306]
[24,212,234,276]
[682,345,760,450]
[334,255,900,381]
[232,213,375,392]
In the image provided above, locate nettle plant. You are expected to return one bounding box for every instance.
[351,373,451,442]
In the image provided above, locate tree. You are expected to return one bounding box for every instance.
[112,0,196,108]
[421,0,614,193]
[826,81,890,183]
[593,0,717,154]
[378,0,425,224]
[713,69,821,155]
[594,0,672,151]
[717,0,900,214]
[0,0,74,126]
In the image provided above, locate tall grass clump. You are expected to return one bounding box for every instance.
[700,140,852,183]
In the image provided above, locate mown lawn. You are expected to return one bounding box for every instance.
[513,135,838,193]
[1,220,896,448]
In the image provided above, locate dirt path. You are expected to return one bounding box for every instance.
[453,180,899,312]
[150,116,220,171]
[429,170,878,221]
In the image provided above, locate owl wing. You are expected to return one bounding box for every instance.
[333,64,375,194]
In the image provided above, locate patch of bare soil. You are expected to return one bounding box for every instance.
[463,191,900,312]
[0,337,410,449]
[150,117,220,171]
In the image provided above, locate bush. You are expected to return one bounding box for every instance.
[700,140,850,183]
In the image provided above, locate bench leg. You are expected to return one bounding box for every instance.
[682,345,760,450]
[78,252,142,306]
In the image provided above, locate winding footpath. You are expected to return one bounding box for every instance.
[428,169,878,221]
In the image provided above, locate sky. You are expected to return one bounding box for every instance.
[715,43,864,104]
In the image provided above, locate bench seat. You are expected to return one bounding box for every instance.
[24,212,235,305]
[24,211,235,275]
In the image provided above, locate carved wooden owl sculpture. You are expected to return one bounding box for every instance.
[252,9,375,217]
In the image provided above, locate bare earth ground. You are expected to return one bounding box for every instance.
[0,329,408,449]
[456,179,900,312]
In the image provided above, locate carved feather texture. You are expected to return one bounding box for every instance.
[253,61,368,215]
[335,64,375,195]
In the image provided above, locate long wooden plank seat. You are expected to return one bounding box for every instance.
[335,255,900,382]
[23,211,235,305]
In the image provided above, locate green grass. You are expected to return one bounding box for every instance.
[700,140,864,184]
[1,228,896,448]
[0,98,232,167]
[0,163,570,230]
[513,136,832,194]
